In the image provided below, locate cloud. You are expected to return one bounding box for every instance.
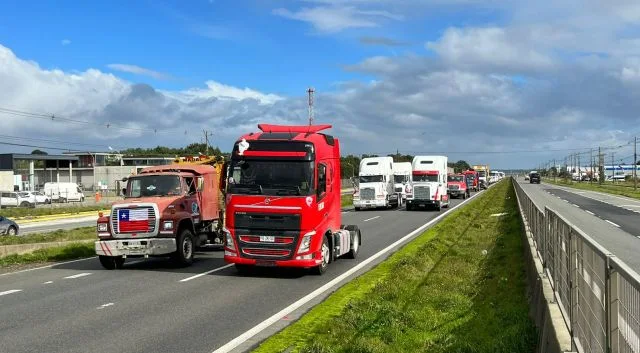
[61,39,71,46]
[273,6,402,33]
[106,64,171,80]
[359,36,408,46]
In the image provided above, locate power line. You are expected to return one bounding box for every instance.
[0,141,80,151]
[0,134,124,150]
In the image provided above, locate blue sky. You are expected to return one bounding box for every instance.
[0,0,639,168]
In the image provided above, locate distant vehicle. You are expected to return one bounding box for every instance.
[18,191,51,204]
[529,172,541,184]
[447,174,469,199]
[462,170,479,192]
[524,174,530,181]
[392,162,412,204]
[353,156,399,210]
[0,215,19,235]
[43,182,85,203]
[0,191,34,208]
[406,155,450,211]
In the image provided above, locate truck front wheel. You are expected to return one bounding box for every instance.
[99,255,125,270]
[312,236,331,275]
[171,228,195,266]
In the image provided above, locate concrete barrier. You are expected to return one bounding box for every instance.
[514,180,574,353]
[0,239,94,257]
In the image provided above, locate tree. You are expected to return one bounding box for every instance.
[31,149,48,155]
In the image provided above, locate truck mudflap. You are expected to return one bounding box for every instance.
[95,238,177,257]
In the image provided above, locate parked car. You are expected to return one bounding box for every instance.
[0,215,19,235]
[0,191,35,208]
[18,191,51,204]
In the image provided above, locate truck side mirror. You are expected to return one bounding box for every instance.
[121,187,127,196]
[196,177,204,192]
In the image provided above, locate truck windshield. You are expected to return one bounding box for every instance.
[228,160,314,196]
[478,171,486,177]
[414,174,438,182]
[360,175,383,183]
[126,175,182,197]
[448,175,464,182]
[393,175,408,183]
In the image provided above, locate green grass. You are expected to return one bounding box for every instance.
[1,205,108,219]
[0,227,96,246]
[545,178,640,200]
[253,179,537,353]
[341,194,353,207]
[0,243,94,268]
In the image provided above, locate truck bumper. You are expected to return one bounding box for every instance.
[448,190,465,196]
[406,199,437,207]
[353,199,387,208]
[224,251,323,269]
[95,238,176,257]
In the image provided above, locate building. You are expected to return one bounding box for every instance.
[0,153,78,191]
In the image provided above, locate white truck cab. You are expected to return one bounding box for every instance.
[353,156,399,210]
[392,162,412,204]
[406,155,450,211]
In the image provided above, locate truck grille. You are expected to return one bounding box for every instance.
[449,185,459,190]
[413,186,431,200]
[395,186,403,192]
[111,206,156,234]
[360,188,375,200]
[234,212,301,260]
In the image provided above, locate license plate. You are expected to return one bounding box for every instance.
[127,241,141,247]
[260,236,275,242]
[255,260,276,267]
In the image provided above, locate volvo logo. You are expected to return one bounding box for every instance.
[264,197,270,205]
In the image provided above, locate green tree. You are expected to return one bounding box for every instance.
[31,149,48,155]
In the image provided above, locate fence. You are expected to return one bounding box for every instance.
[514,180,640,353]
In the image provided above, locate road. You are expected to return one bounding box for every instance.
[0,191,481,353]
[516,178,640,271]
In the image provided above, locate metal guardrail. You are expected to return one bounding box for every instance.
[514,180,640,353]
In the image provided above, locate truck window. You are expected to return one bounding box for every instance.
[359,175,383,183]
[126,175,182,197]
[393,175,408,183]
[227,160,314,196]
[413,174,438,182]
[317,163,327,199]
[185,177,197,194]
[448,175,464,182]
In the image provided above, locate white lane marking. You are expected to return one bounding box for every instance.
[563,199,569,203]
[210,188,483,353]
[572,204,580,208]
[43,281,53,284]
[179,264,234,282]
[585,210,595,215]
[363,216,380,222]
[605,220,621,228]
[64,272,92,279]
[622,205,640,208]
[97,303,114,310]
[0,289,22,296]
[0,257,96,277]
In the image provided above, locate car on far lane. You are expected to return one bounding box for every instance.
[529,172,541,184]
[0,215,19,236]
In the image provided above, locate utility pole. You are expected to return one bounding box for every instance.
[553,158,556,182]
[307,87,315,126]
[590,149,593,184]
[202,130,213,155]
[578,153,581,182]
[634,136,637,191]
[611,152,615,182]
[598,147,604,185]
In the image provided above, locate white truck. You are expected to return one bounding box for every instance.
[353,156,399,210]
[43,182,85,203]
[393,162,412,205]
[406,155,450,211]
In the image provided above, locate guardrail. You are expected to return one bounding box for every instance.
[514,180,640,353]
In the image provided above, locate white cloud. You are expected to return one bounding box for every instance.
[61,39,71,46]
[107,64,170,80]
[163,81,284,105]
[273,5,402,33]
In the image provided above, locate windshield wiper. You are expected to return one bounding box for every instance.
[230,183,263,194]
[268,184,302,196]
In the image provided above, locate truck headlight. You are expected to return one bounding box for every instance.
[162,220,174,230]
[97,223,108,232]
[223,228,236,251]
[297,230,316,254]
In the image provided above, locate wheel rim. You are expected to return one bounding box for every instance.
[352,232,359,253]
[183,236,193,259]
[8,228,15,235]
[321,242,330,267]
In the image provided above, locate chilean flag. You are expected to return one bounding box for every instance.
[118,209,149,233]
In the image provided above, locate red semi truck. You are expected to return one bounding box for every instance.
[221,123,362,275]
[95,162,225,269]
[462,170,480,192]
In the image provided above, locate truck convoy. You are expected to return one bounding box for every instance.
[393,162,412,205]
[352,156,400,210]
[94,155,226,269]
[221,124,361,275]
[405,155,450,211]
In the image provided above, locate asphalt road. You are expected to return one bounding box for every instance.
[0,191,482,353]
[516,178,640,271]
[19,218,97,235]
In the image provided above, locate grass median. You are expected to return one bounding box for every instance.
[545,178,640,200]
[341,194,353,208]
[253,179,536,353]
[2,205,108,219]
[0,227,95,246]
[0,243,95,268]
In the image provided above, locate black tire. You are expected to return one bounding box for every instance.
[354,207,361,211]
[462,193,466,200]
[312,236,331,275]
[435,201,442,211]
[344,227,360,259]
[172,228,195,266]
[7,226,17,236]
[99,255,125,270]
[406,203,412,211]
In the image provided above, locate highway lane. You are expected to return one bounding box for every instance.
[0,191,483,353]
[516,179,640,271]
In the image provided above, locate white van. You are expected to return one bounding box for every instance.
[353,156,399,210]
[406,155,450,211]
[392,162,412,203]
[43,182,85,203]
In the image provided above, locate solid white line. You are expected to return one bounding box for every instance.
[0,257,96,277]
[64,272,92,279]
[605,220,621,228]
[179,264,234,282]
[97,303,114,309]
[0,289,22,296]
[363,216,380,222]
[43,281,53,284]
[210,188,484,353]
[621,205,640,208]
[585,210,595,215]
[572,204,580,208]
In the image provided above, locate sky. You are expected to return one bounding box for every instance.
[1,0,640,169]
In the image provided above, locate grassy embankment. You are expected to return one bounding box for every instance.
[2,205,108,219]
[0,227,96,268]
[254,179,537,353]
[340,194,353,208]
[544,177,640,200]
